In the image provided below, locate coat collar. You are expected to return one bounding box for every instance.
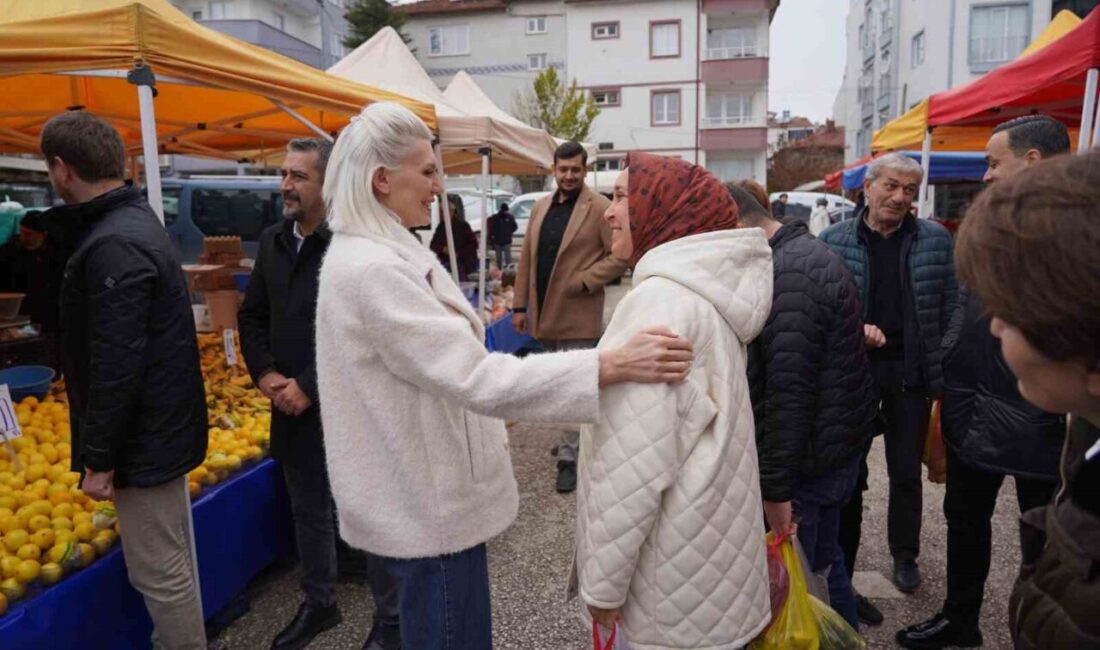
[769,220,809,250]
[40,183,144,250]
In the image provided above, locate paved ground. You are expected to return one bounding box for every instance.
[214,282,1021,649]
[212,426,1022,649]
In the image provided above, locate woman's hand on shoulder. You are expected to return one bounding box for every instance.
[598,326,693,387]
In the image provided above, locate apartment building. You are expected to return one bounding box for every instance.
[398,0,779,185]
[169,0,352,69]
[833,0,1099,163]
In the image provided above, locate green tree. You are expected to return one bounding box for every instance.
[512,67,600,142]
[343,0,414,51]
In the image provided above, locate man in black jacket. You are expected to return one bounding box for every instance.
[239,138,400,650]
[40,111,208,649]
[486,202,518,269]
[897,116,1070,650]
[731,185,877,630]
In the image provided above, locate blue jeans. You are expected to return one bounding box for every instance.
[794,459,860,630]
[382,543,492,649]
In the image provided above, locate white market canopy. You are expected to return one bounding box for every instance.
[329,27,559,175]
[442,70,598,163]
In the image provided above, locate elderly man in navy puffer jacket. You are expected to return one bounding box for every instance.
[819,153,957,615]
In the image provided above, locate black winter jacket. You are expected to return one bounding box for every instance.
[750,222,879,502]
[239,220,329,471]
[45,185,207,487]
[941,288,1064,480]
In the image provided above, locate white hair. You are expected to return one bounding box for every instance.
[866,152,924,184]
[323,102,434,241]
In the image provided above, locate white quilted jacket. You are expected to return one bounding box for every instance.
[572,229,774,650]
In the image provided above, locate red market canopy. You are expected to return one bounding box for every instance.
[928,8,1100,129]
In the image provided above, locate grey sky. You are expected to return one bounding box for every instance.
[768,0,848,123]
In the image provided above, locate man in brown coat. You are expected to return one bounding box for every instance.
[513,141,627,493]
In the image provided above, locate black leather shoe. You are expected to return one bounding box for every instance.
[897,613,983,649]
[893,559,921,593]
[362,621,401,650]
[271,602,342,650]
[556,462,577,493]
[856,593,884,626]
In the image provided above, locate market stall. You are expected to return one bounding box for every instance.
[839,151,988,190]
[0,0,436,222]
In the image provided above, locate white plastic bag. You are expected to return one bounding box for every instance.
[593,621,633,650]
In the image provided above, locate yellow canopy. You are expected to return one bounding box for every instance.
[872,10,1082,152]
[0,0,437,159]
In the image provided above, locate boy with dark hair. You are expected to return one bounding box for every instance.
[953,151,1100,649]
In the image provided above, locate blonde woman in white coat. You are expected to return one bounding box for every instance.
[573,153,774,649]
[315,103,694,649]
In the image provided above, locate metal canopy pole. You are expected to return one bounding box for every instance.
[433,143,460,284]
[916,128,933,220]
[477,148,491,318]
[1078,68,1098,153]
[128,65,164,224]
[270,99,334,142]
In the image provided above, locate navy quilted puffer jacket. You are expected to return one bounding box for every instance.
[818,211,957,397]
[749,222,879,502]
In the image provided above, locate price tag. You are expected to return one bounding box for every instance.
[223,328,239,368]
[0,384,22,441]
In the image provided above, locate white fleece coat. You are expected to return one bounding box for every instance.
[572,229,774,650]
[316,228,600,559]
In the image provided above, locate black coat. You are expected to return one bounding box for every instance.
[239,219,329,470]
[940,288,1064,480]
[45,185,207,487]
[487,210,518,247]
[750,222,878,502]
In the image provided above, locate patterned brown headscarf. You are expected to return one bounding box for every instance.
[626,152,740,267]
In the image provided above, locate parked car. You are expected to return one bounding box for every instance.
[508,191,552,240]
[828,205,857,224]
[770,191,855,225]
[161,177,283,263]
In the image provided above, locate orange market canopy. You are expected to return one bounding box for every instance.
[872,10,1083,153]
[0,0,436,219]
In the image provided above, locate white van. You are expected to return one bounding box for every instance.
[769,191,854,223]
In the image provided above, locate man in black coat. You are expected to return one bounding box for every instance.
[239,138,400,650]
[731,185,877,631]
[897,116,1069,650]
[486,202,518,269]
[40,111,208,649]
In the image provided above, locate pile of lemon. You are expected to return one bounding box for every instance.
[0,395,118,616]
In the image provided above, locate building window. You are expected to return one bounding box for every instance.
[708,158,754,182]
[526,16,547,35]
[271,12,285,31]
[706,26,757,59]
[330,0,345,7]
[591,89,621,107]
[527,53,548,71]
[705,93,753,127]
[331,34,347,58]
[594,158,624,172]
[650,21,681,59]
[429,25,471,57]
[911,30,925,67]
[192,10,203,20]
[651,90,681,126]
[969,4,1029,65]
[209,2,232,19]
[592,22,620,39]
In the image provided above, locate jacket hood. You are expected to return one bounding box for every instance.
[633,228,773,343]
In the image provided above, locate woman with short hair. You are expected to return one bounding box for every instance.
[315,103,694,648]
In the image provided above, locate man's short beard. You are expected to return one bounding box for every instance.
[283,206,305,221]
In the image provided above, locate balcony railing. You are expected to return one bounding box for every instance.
[701,115,765,129]
[704,44,764,60]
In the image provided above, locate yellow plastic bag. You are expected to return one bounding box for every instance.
[751,532,866,650]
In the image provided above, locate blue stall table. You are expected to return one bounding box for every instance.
[0,458,293,649]
[485,312,539,354]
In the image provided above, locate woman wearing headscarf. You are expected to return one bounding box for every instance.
[316,104,695,649]
[572,153,774,649]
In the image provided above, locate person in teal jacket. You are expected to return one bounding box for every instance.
[818,152,957,623]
